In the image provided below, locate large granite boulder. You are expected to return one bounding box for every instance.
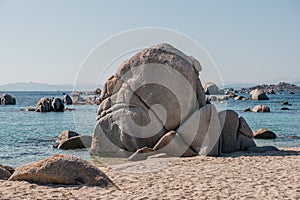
[9,154,115,187]
[1,94,16,105]
[63,94,73,105]
[90,43,256,159]
[250,89,269,100]
[91,43,206,156]
[35,97,52,112]
[203,82,224,95]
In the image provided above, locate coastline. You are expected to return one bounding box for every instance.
[1,147,299,199]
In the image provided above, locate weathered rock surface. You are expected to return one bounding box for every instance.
[252,105,270,112]
[63,95,73,105]
[1,94,16,105]
[250,89,269,100]
[9,154,115,187]
[253,128,277,139]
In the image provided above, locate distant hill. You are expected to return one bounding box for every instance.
[0,82,100,91]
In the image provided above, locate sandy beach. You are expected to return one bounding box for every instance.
[1,147,299,200]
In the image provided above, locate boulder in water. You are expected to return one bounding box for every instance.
[63,95,73,105]
[252,105,270,112]
[1,94,16,105]
[253,128,277,139]
[250,89,269,100]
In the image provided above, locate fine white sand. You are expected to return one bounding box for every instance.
[1,147,300,200]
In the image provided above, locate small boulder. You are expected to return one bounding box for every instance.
[250,89,269,100]
[1,94,16,105]
[253,128,277,139]
[58,135,93,150]
[52,97,64,112]
[36,97,52,112]
[252,105,270,112]
[0,166,12,180]
[289,91,295,95]
[280,107,290,110]
[53,130,80,148]
[63,95,73,105]
[281,101,292,106]
[9,154,115,187]
[204,82,224,95]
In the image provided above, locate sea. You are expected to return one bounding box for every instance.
[0,91,299,167]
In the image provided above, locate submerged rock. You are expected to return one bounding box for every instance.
[9,154,115,187]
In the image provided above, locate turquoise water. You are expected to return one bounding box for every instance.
[0,91,299,167]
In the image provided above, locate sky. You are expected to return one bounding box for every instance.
[0,0,299,87]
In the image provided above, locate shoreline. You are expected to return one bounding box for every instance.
[1,147,299,199]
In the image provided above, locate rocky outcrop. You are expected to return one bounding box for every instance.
[250,89,269,100]
[1,94,16,105]
[91,44,257,160]
[253,128,277,139]
[204,82,224,95]
[252,105,270,112]
[35,97,64,112]
[9,154,115,187]
[53,130,92,149]
[63,95,73,105]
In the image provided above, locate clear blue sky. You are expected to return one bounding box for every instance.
[0,0,299,86]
